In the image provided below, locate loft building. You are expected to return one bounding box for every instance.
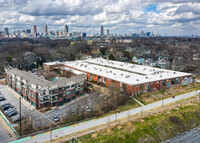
[44,58,193,96]
[5,67,87,109]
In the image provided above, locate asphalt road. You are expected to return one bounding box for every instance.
[165,126,200,143]
[11,89,200,143]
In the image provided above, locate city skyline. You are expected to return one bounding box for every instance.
[0,0,200,36]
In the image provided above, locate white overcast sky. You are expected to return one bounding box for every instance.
[0,0,200,36]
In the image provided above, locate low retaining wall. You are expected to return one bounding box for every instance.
[0,110,19,137]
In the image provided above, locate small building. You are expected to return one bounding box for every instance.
[132,56,145,65]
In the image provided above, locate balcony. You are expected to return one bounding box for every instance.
[50,98,58,103]
[40,99,49,104]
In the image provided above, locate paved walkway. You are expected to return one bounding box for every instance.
[10,89,200,143]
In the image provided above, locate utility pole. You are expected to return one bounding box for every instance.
[19,97,22,137]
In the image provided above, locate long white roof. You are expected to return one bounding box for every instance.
[61,58,192,86]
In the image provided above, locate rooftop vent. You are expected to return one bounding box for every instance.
[121,74,123,76]
[174,72,176,74]
[146,76,148,79]
[143,68,146,70]
[137,79,139,81]
[113,73,116,75]
[160,75,162,77]
[153,69,155,71]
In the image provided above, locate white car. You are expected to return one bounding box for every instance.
[85,106,91,112]
[53,116,59,122]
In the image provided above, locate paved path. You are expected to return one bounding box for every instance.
[165,126,200,143]
[10,89,200,143]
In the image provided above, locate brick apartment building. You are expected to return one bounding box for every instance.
[44,58,193,96]
[5,67,87,109]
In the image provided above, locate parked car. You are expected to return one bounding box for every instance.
[2,103,11,108]
[7,110,17,117]
[0,96,5,101]
[13,116,24,123]
[70,109,75,113]
[5,108,15,116]
[4,107,14,114]
[85,106,91,112]
[13,117,20,123]
[53,116,59,122]
[2,104,13,111]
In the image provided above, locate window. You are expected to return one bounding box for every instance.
[145,83,150,90]
[162,81,166,86]
[58,94,62,98]
[71,84,76,88]
[58,88,62,91]
[66,91,70,95]
[102,78,106,83]
[171,79,175,85]
[90,74,93,79]
[98,76,101,82]
[80,87,83,91]
[43,90,46,95]
[71,89,75,94]
[176,78,180,84]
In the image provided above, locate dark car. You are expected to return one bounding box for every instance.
[0,97,5,101]
[4,107,14,114]
[2,103,11,108]
[2,104,13,111]
[13,116,25,123]
[5,108,15,116]
[7,110,17,117]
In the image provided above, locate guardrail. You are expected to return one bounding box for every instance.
[0,110,19,137]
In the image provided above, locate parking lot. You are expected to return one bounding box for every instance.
[0,84,98,129]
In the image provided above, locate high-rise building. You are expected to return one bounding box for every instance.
[26,29,31,34]
[33,25,37,37]
[106,29,109,35]
[101,25,104,35]
[59,31,62,37]
[4,27,9,35]
[63,25,68,37]
[64,25,68,33]
[82,33,86,38]
[44,24,47,35]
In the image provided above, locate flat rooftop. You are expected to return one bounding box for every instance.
[57,58,192,86]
